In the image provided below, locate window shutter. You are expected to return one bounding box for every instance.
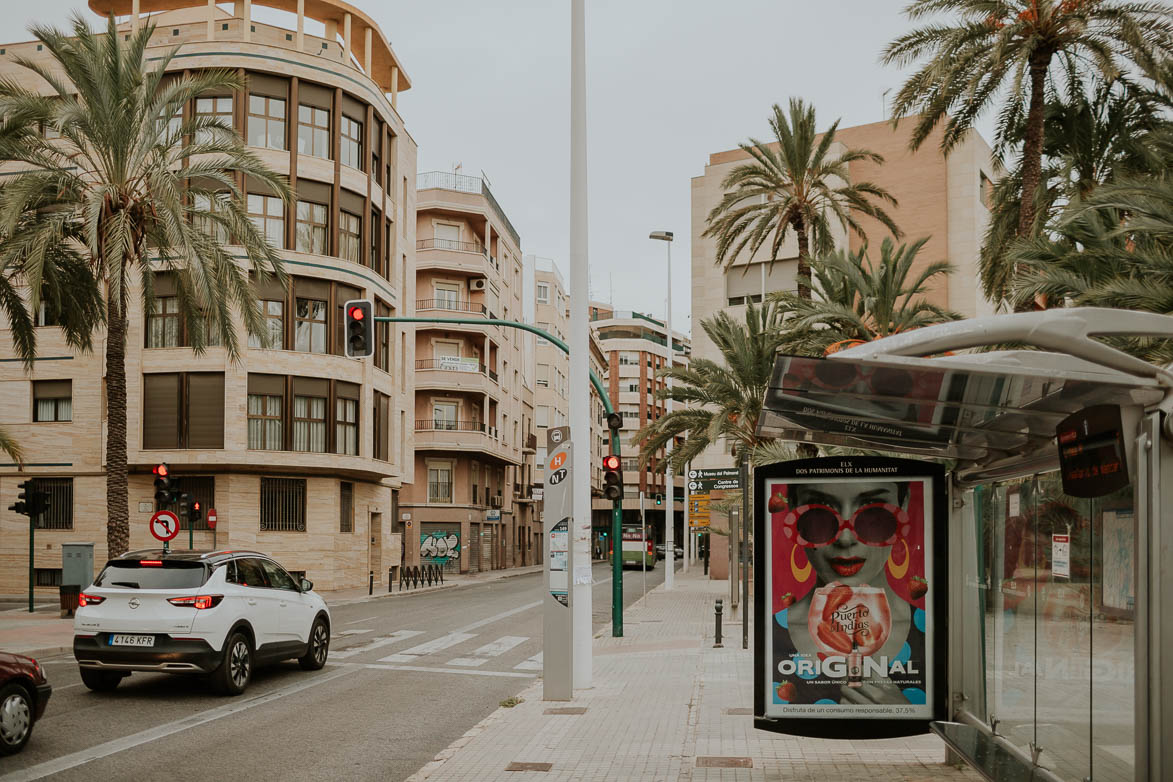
[143,373,180,449]
[186,373,225,449]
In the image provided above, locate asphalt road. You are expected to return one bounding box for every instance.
[4,559,676,782]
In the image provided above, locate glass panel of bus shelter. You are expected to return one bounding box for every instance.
[1030,472,1092,780]
[1090,484,1136,782]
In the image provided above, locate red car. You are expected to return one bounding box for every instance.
[0,652,52,755]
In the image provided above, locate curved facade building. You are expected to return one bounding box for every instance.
[0,0,416,591]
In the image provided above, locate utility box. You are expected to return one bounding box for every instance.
[62,542,94,588]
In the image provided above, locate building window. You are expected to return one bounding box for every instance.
[536,363,549,387]
[340,115,363,170]
[335,397,358,455]
[980,172,993,210]
[374,391,390,461]
[260,477,306,532]
[295,200,328,254]
[34,569,62,587]
[339,211,361,263]
[248,393,283,450]
[33,380,71,422]
[297,105,330,158]
[194,96,233,143]
[146,297,181,348]
[192,193,229,243]
[248,194,285,247]
[249,300,285,349]
[428,463,453,504]
[292,395,327,452]
[536,282,549,304]
[294,297,327,353]
[31,477,72,529]
[536,405,548,428]
[247,95,286,150]
[375,301,391,372]
[370,211,381,271]
[340,481,354,533]
[142,373,225,449]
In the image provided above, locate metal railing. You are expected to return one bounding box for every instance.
[415,358,489,373]
[416,171,521,248]
[416,237,486,255]
[415,419,487,433]
[416,299,488,315]
[398,564,447,591]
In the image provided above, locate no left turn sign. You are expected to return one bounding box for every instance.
[150,510,180,542]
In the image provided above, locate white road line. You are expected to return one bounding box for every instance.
[0,667,353,782]
[514,652,543,671]
[343,615,379,625]
[334,662,535,679]
[378,632,476,663]
[453,600,541,634]
[332,628,375,639]
[329,629,424,659]
[447,636,528,667]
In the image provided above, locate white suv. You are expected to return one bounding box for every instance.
[73,549,331,696]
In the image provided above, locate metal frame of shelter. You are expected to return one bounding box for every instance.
[754,308,1173,782]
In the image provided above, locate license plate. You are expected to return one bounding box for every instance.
[110,634,155,647]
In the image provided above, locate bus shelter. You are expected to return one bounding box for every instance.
[752,308,1173,782]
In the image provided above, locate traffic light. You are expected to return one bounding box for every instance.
[655,494,663,506]
[8,480,30,516]
[153,463,173,506]
[602,454,623,501]
[189,500,202,527]
[178,492,191,519]
[344,299,374,358]
[606,412,622,431]
[28,486,49,517]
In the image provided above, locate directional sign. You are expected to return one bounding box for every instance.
[689,492,711,528]
[687,468,741,493]
[149,510,180,542]
[543,426,573,700]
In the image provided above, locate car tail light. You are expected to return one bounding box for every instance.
[78,592,105,607]
[168,595,224,610]
[647,540,654,555]
[140,560,163,566]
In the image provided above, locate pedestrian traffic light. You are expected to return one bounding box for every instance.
[153,463,173,506]
[190,500,202,527]
[344,299,374,358]
[602,454,623,501]
[655,494,663,506]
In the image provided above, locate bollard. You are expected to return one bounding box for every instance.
[368,570,373,596]
[714,599,724,648]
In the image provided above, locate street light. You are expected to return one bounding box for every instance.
[649,230,674,590]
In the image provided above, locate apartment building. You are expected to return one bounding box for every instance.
[402,171,537,574]
[588,305,689,543]
[526,256,606,533]
[0,0,417,592]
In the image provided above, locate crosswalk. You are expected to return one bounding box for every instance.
[328,628,543,676]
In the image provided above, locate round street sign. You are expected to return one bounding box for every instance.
[149,510,180,542]
[207,508,218,530]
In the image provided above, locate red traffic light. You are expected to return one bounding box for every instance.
[153,464,169,477]
[192,501,201,511]
[603,455,621,471]
[348,305,365,321]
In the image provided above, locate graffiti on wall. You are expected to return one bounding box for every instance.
[420,531,460,564]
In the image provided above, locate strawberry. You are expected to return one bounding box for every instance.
[775,681,797,702]
[767,492,787,513]
[777,592,795,610]
[816,620,853,654]
[822,584,854,621]
[909,576,928,600]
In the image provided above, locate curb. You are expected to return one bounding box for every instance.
[325,567,544,607]
[12,645,73,661]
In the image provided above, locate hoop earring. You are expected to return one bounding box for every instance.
[790,545,811,583]
[886,538,909,580]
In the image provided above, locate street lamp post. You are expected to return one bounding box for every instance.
[649,230,673,590]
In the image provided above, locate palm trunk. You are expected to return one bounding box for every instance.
[796,224,811,300]
[1016,52,1050,240]
[105,287,130,558]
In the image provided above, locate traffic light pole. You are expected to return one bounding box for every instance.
[28,512,34,613]
[377,315,625,637]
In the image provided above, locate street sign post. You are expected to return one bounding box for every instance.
[149,510,180,552]
[208,508,218,549]
[543,426,573,701]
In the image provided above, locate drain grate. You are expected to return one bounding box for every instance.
[543,707,587,715]
[506,761,553,772]
[696,756,753,768]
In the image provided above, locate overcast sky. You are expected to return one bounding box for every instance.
[14,0,985,337]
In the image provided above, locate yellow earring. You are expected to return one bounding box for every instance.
[790,545,811,583]
[886,539,909,580]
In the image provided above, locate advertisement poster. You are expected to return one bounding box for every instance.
[755,457,946,739]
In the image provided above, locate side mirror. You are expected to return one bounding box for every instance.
[300,578,313,593]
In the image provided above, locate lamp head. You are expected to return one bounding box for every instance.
[649,231,673,242]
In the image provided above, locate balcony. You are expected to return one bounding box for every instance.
[415,358,501,397]
[413,419,520,464]
[416,238,491,274]
[416,299,488,317]
[417,238,486,255]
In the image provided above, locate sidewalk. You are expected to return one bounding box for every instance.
[407,569,981,782]
[0,563,546,659]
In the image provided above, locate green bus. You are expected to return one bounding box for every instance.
[620,526,655,569]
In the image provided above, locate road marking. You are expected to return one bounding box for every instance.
[448,636,528,667]
[0,667,353,782]
[514,652,543,671]
[329,630,424,659]
[453,600,541,634]
[332,628,375,639]
[343,615,379,625]
[334,662,536,679]
[379,632,476,663]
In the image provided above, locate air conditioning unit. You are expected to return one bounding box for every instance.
[470,278,488,291]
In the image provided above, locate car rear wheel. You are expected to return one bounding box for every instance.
[213,631,252,696]
[0,683,33,755]
[80,669,125,692]
[298,618,330,670]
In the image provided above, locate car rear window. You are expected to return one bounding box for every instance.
[94,560,209,589]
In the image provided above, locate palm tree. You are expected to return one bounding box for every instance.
[633,301,785,472]
[702,99,901,299]
[0,428,24,466]
[770,237,961,356]
[0,15,290,557]
[883,0,1173,240]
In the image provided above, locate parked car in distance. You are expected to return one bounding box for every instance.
[0,652,52,755]
[655,544,685,561]
[74,549,331,696]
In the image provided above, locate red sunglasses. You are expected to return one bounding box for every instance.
[782,502,909,547]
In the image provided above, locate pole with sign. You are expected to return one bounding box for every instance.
[208,508,218,549]
[149,510,180,553]
[543,426,573,700]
